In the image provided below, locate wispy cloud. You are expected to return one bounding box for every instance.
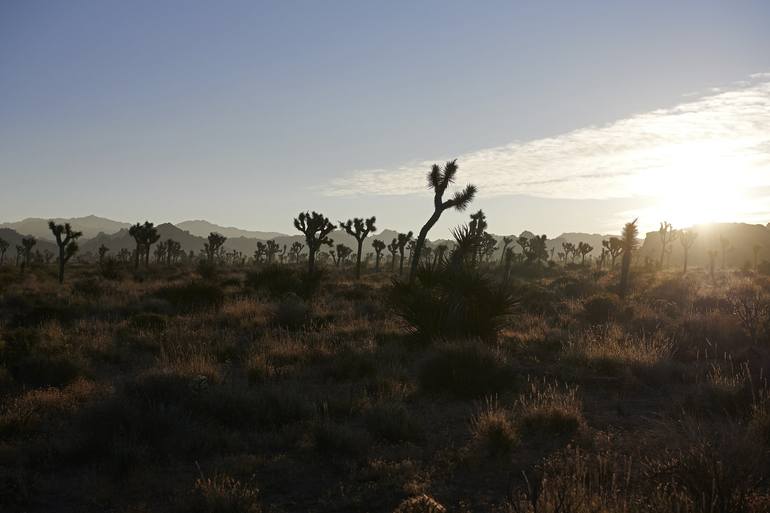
[325,76,770,206]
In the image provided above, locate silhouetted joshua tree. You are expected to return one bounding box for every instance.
[372,239,386,272]
[165,239,182,265]
[434,244,448,266]
[577,241,593,265]
[289,241,304,263]
[254,241,267,263]
[387,239,398,272]
[129,221,159,268]
[293,211,335,274]
[618,219,638,298]
[48,221,82,284]
[0,238,7,265]
[396,231,413,276]
[98,244,110,265]
[753,244,762,270]
[15,245,23,267]
[21,237,36,270]
[719,235,731,269]
[499,236,514,266]
[278,244,287,264]
[154,242,167,264]
[263,240,280,264]
[561,242,576,263]
[679,229,697,274]
[340,216,376,279]
[205,232,227,263]
[409,159,477,282]
[602,237,623,270]
[331,243,352,267]
[657,221,678,268]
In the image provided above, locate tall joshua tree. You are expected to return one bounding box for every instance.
[340,216,376,279]
[289,241,304,263]
[577,241,593,265]
[602,237,623,270]
[205,232,227,263]
[293,211,335,274]
[15,246,23,267]
[0,238,8,265]
[387,239,398,272]
[618,219,638,298]
[265,240,281,264]
[254,241,267,263]
[679,229,697,274]
[719,235,730,269]
[657,221,678,269]
[409,160,477,282]
[21,237,36,269]
[331,243,352,267]
[98,244,110,265]
[372,239,386,272]
[396,231,413,276]
[499,236,514,266]
[129,221,159,268]
[48,221,82,283]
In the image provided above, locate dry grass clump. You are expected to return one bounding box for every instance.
[469,396,517,457]
[515,378,584,440]
[391,494,446,513]
[187,472,262,513]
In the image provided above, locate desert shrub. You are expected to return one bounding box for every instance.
[647,276,697,310]
[365,402,422,443]
[196,260,218,280]
[513,282,560,316]
[469,397,517,457]
[582,293,622,324]
[129,312,168,332]
[391,494,446,513]
[245,266,321,299]
[516,379,584,440]
[418,343,514,399]
[324,348,377,382]
[72,276,107,298]
[186,473,262,513]
[154,281,225,312]
[269,293,311,329]
[549,275,597,299]
[391,265,515,341]
[313,420,371,458]
[99,258,121,280]
[728,283,770,343]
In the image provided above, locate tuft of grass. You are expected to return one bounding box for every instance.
[187,472,262,513]
[418,343,514,399]
[516,378,584,440]
[469,396,517,457]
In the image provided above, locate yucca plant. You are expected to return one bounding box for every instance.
[618,219,638,298]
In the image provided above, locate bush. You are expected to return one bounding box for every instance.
[582,293,622,324]
[129,312,168,332]
[154,281,225,312]
[469,398,517,457]
[270,293,311,329]
[418,343,514,399]
[245,266,321,299]
[391,265,515,342]
[187,473,262,513]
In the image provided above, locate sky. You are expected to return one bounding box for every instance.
[1,1,770,238]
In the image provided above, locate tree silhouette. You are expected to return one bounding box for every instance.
[21,237,36,270]
[331,243,352,267]
[0,238,8,265]
[98,244,110,265]
[409,160,477,282]
[499,236,514,266]
[293,211,335,274]
[719,235,731,269]
[165,239,181,265]
[576,241,594,265]
[434,244,448,266]
[278,244,287,264]
[657,221,678,269]
[254,241,267,263]
[129,221,159,268]
[264,240,280,264]
[602,238,623,270]
[15,245,23,267]
[289,241,304,263]
[340,216,376,279]
[619,219,638,298]
[154,241,167,264]
[387,239,398,272]
[205,232,227,263]
[679,229,697,274]
[396,231,413,275]
[48,221,82,283]
[561,242,576,263]
[372,239,386,272]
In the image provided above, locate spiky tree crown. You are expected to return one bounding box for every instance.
[294,211,335,250]
[48,221,82,262]
[372,239,385,253]
[427,160,477,211]
[621,219,639,251]
[340,216,376,242]
[396,231,413,250]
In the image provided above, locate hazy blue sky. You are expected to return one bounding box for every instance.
[2,1,770,237]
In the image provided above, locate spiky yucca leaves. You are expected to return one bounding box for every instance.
[48,221,82,284]
[205,232,227,263]
[619,219,638,298]
[293,211,335,274]
[340,216,376,279]
[391,258,516,342]
[410,160,477,282]
[679,229,698,274]
[372,239,386,271]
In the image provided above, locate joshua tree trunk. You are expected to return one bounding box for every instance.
[308,248,317,274]
[57,247,66,284]
[355,239,363,279]
[411,210,441,281]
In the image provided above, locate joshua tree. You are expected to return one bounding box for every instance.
[165,239,182,265]
[98,244,110,265]
[289,242,304,263]
[293,211,335,274]
[753,244,762,270]
[340,216,376,279]
[331,243,352,267]
[602,237,623,270]
[21,237,36,269]
[42,250,53,264]
[499,236,514,266]
[0,238,8,265]
[576,241,593,265]
[434,244,448,266]
[48,221,82,283]
[517,234,548,264]
[396,231,413,276]
[154,242,167,264]
[679,229,697,274]
[618,219,638,298]
[129,221,159,268]
[561,242,576,263]
[265,240,281,264]
[719,235,731,269]
[387,239,398,272]
[278,244,288,264]
[372,239,386,272]
[708,249,718,281]
[409,159,477,282]
[205,232,227,263]
[15,245,23,267]
[254,241,267,263]
[657,221,678,268]
[480,233,498,263]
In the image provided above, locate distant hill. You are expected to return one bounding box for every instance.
[176,220,286,241]
[81,223,208,255]
[638,222,770,269]
[0,228,58,258]
[0,215,131,240]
